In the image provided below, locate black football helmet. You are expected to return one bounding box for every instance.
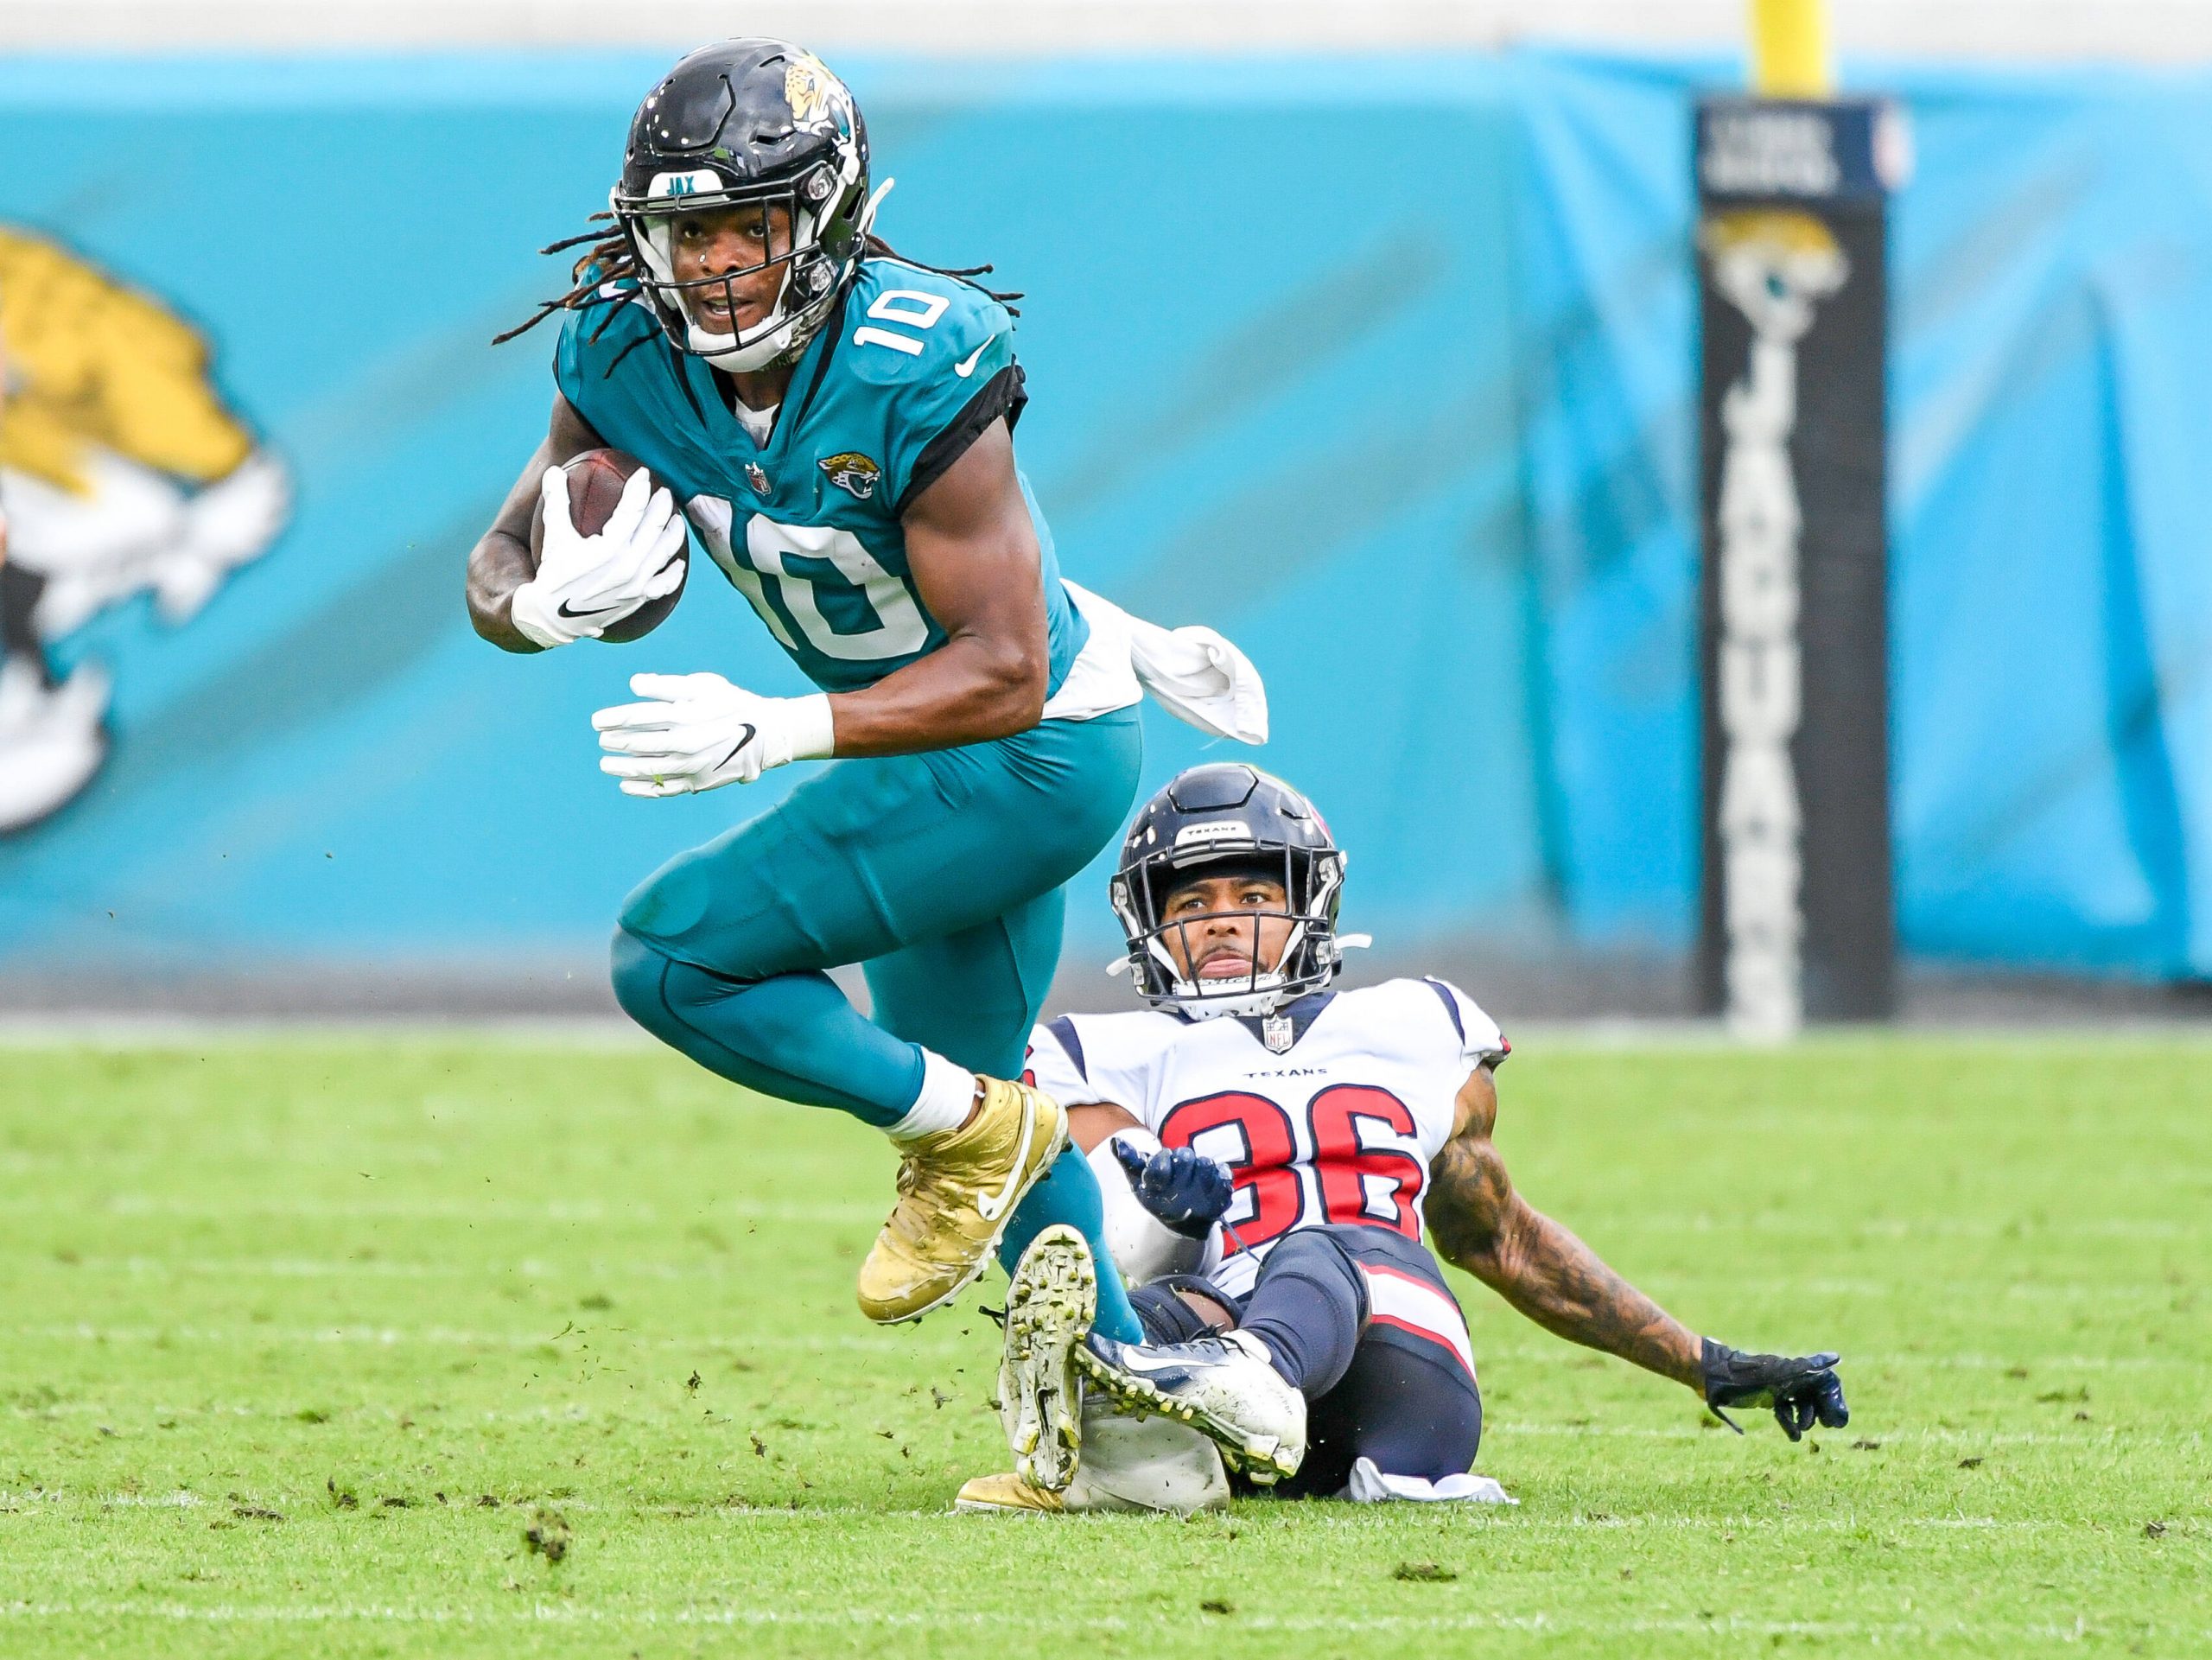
[612,40,876,372]
[1111,765,1349,1020]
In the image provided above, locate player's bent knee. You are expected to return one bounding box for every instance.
[610,928,685,1039]
[1255,1229,1369,1318]
[613,926,786,1055]
[1351,1347,1484,1484]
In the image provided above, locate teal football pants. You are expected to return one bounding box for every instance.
[610,706,1145,1341]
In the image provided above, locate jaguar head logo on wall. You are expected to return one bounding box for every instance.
[0,226,290,835]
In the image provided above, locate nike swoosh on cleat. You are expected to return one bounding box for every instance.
[976,1087,1034,1223]
[714,724,759,769]
[954,339,993,378]
[1103,1345,1212,1379]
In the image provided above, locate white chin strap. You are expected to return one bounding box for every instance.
[699,308,804,372]
[671,252,798,372]
[856,175,894,238]
[1172,973,1293,1021]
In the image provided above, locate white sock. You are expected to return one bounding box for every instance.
[887,1049,978,1144]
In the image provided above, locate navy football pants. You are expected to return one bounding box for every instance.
[1135,1224,1484,1497]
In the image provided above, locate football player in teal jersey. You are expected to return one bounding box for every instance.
[462,41,1224,1374]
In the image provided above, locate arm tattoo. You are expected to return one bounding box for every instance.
[1428,1129,1703,1390]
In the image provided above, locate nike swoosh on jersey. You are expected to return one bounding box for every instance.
[954,339,993,378]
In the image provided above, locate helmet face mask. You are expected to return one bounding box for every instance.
[1112,766,1348,1021]
[613,41,874,373]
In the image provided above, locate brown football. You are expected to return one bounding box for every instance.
[528,447,686,643]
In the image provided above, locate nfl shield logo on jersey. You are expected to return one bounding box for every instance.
[744,461,770,494]
[818,451,881,500]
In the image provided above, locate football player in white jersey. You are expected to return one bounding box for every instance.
[957,763,1848,1513]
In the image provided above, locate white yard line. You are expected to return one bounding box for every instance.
[1491,1422,2204,1447]
[7,1260,2187,1312]
[3,1322,971,1353]
[6,1325,2204,1377]
[0,1196,883,1224]
[8,1017,2212,1050]
[0,1600,2191,1642]
[0,1193,2199,1243]
[0,1018,654,1049]
[0,1496,2154,1530]
[1608,1216,2209,1239]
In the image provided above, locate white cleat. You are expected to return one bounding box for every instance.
[1064,1399,1230,1512]
[1076,1325,1306,1485]
[957,1403,1229,1515]
[1006,1224,1306,1486]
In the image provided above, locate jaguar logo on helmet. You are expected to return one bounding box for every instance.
[784,53,851,136]
[817,451,880,500]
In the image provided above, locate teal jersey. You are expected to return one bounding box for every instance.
[555,258,1086,696]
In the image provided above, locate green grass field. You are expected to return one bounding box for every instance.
[0,1033,2205,1657]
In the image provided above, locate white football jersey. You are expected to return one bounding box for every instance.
[1026,978,1507,1299]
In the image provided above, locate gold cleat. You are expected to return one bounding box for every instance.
[952,1472,1068,1515]
[855,1075,1067,1325]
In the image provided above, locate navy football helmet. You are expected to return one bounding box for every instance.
[1111,765,1349,1020]
[612,40,878,372]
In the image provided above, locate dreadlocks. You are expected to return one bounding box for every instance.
[489,214,630,348]
[491,219,1022,352]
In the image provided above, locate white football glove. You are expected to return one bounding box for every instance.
[593,672,836,796]
[510,466,687,649]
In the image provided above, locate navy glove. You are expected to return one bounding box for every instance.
[1110,1139,1234,1239]
[1701,1339,1850,1441]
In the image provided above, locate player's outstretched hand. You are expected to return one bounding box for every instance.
[1700,1339,1848,1440]
[594,672,834,795]
[512,467,686,648]
[1111,1139,1234,1239]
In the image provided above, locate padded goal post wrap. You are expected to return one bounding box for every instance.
[1694,97,1903,1031]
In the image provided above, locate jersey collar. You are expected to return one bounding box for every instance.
[679,286,849,460]
[1234,989,1335,1054]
